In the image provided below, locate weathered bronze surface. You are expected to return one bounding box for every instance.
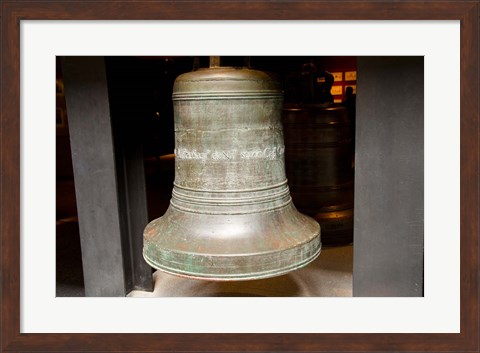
[283,104,354,245]
[143,67,321,281]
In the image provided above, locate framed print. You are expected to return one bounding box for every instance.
[330,85,343,95]
[345,71,357,81]
[332,71,343,82]
[1,1,478,353]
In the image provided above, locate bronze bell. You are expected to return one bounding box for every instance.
[143,62,321,281]
[283,104,354,245]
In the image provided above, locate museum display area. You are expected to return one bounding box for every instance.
[56,56,423,298]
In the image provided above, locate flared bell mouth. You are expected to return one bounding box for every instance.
[143,202,321,281]
[143,231,321,282]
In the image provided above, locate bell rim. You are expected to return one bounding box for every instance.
[143,237,321,282]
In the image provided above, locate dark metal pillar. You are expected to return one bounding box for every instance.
[353,56,424,296]
[62,56,153,296]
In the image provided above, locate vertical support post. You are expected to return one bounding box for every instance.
[63,56,152,296]
[114,141,153,292]
[353,57,424,296]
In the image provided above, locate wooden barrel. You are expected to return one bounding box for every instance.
[283,103,354,245]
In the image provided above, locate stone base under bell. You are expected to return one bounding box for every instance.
[143,204,321,281]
